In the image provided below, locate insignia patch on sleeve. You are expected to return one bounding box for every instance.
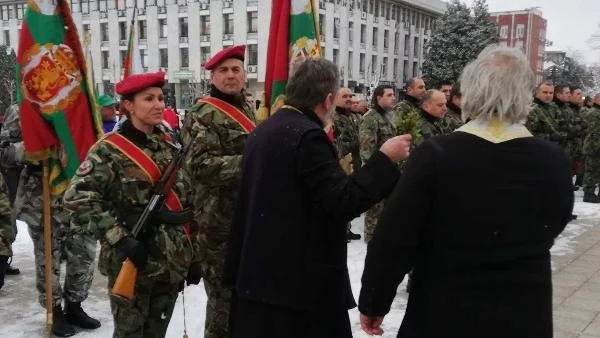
[76,160,94,176]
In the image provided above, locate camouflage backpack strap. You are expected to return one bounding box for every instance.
[198,97,256,133]
[103,133,191,239]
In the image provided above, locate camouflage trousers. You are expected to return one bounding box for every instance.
[364,201,385,244]
[204,280,232,338]
[15,170,96,307]
[583,157,600,194]
[108,274,181,338]
[0,185,12,257]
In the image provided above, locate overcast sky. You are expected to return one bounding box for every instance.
[461,0,600,64]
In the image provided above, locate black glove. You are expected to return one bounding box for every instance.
[115,236,148,269]
[186,261,202,285]
[0,255,9,290]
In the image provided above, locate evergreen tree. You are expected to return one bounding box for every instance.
[421,0,498,88]
[0,45,16,113]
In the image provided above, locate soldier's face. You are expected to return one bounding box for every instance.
[377,88,396,111]
[407,79,426,99]
[571,89,583,105]
[211,59,246,95]
[536,84,554,104]
[351,98,367,113]
[423,92,447,118]
[556,88,571,103]
[125,87,165,127]
[101,106,116,121]
[335,88,353,109]
[439,85,452,101]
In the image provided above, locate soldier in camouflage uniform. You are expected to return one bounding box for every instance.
[0,174,13,290]
[582,94,600,203]
[569,86,587,187]
[415,90,447,146]
[394,77,426,135]
[0,104,23,276]
[440,82,463,134]
[526,82,566,143]
[180,45,256,338]
[359,84,397,243]
[64,72,201,338]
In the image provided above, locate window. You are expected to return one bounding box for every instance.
[116,0,125,10]
[102,50,109,69]
[371,55,377,74]
[159,48,168,68]
[348,51,353,73]
[403,60,408,81]
[372,27,377,47]
[414,37,419,57]
[16,4,23,19]
[247,11,258,33]
[360,24,366,43]
[413,61,418,77]
[119,21,127,41]
[81,0,89,14]
[384,30,389,48]
[394,32,400,51]
[516,24,524,39]
[120,50,127,66]
[141,49,148,68]
[157,0,165,6]
[319,14,325,37]
[101,23,109,42]
[159,19,168,38]
[404,34,409,56]
[90,0,98,11]
[382,57,388,76]
[179,17,188,38]
[201,46,211,65]
[499,25,508,39]
[223,13,234,34]
[248,44,258,65]
[393,58,398,76]
[334,18,339,39]
[180,48,189,68]
[138,20,147,39]
[71,0,79,13]
[200,16,210,35]
[1,6,8,20]
[333,49,339,65]
[359,53,365,73]
[99,0,107,12]
[348,22,354,42]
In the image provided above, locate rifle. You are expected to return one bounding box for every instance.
[111,140,192,302]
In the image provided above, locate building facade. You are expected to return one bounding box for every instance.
[490,8,549,84]
[0,0,445,109]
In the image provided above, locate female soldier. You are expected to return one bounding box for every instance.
[63,72,201,337]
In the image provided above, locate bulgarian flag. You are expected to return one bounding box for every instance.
[17,0,103,194]
[122,7,142,78]
[257,0,322,121]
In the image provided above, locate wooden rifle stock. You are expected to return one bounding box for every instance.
[111,258,138,301]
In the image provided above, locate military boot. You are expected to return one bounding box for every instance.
[0,255,8,290]
[64,301,101,329]
[583,192,600,203]
[52,305,76,337]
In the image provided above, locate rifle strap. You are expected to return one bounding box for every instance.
[104,133,191,240]
[198,97,256,133]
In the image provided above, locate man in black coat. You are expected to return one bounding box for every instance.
[223,57,411,338]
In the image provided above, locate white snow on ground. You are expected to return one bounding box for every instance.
[0,192,597,338]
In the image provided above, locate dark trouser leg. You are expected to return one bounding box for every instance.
[204,280,232,338]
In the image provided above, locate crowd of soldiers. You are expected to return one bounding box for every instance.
[0,40,598,338]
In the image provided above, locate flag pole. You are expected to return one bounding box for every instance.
[42,159,53,333]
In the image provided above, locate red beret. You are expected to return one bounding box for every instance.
[204,45,246,70]
[116,72,166,96]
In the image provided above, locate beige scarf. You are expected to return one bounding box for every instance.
[456,119,532,143]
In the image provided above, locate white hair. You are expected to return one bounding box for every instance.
[459,45,534,123]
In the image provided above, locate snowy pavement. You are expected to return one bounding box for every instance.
[1,191,599,338]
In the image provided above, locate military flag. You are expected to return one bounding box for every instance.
[257,0,322,121]
[122,7,143,78]
[17,0,103,194]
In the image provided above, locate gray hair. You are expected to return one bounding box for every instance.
[459,45,534,123]
[420,89,442,106]
[284,57,340,109]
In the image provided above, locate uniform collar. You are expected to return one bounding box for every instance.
[533,97,549,107]
[119,119,164,149]
[404,94,420,107]
[210,85,246,107]
[420,108,441,124]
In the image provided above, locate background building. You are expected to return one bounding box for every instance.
[489,8,550,83]
[0,0,445,109]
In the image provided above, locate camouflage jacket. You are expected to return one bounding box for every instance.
[333,108,361,170]
[526,98,566,143]
[554,100,587,158]
[0,174,12,256]
[180,87,256,284]
[583,105,600,156]
[440,102,463,134]
[0,105,24,169]
[416,110,444,146]
[359,106,396,164]
[63,119,197,282]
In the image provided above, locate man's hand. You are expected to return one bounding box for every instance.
[379,134,412,162]
[360,314,385,336]
[339,153,353,175]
